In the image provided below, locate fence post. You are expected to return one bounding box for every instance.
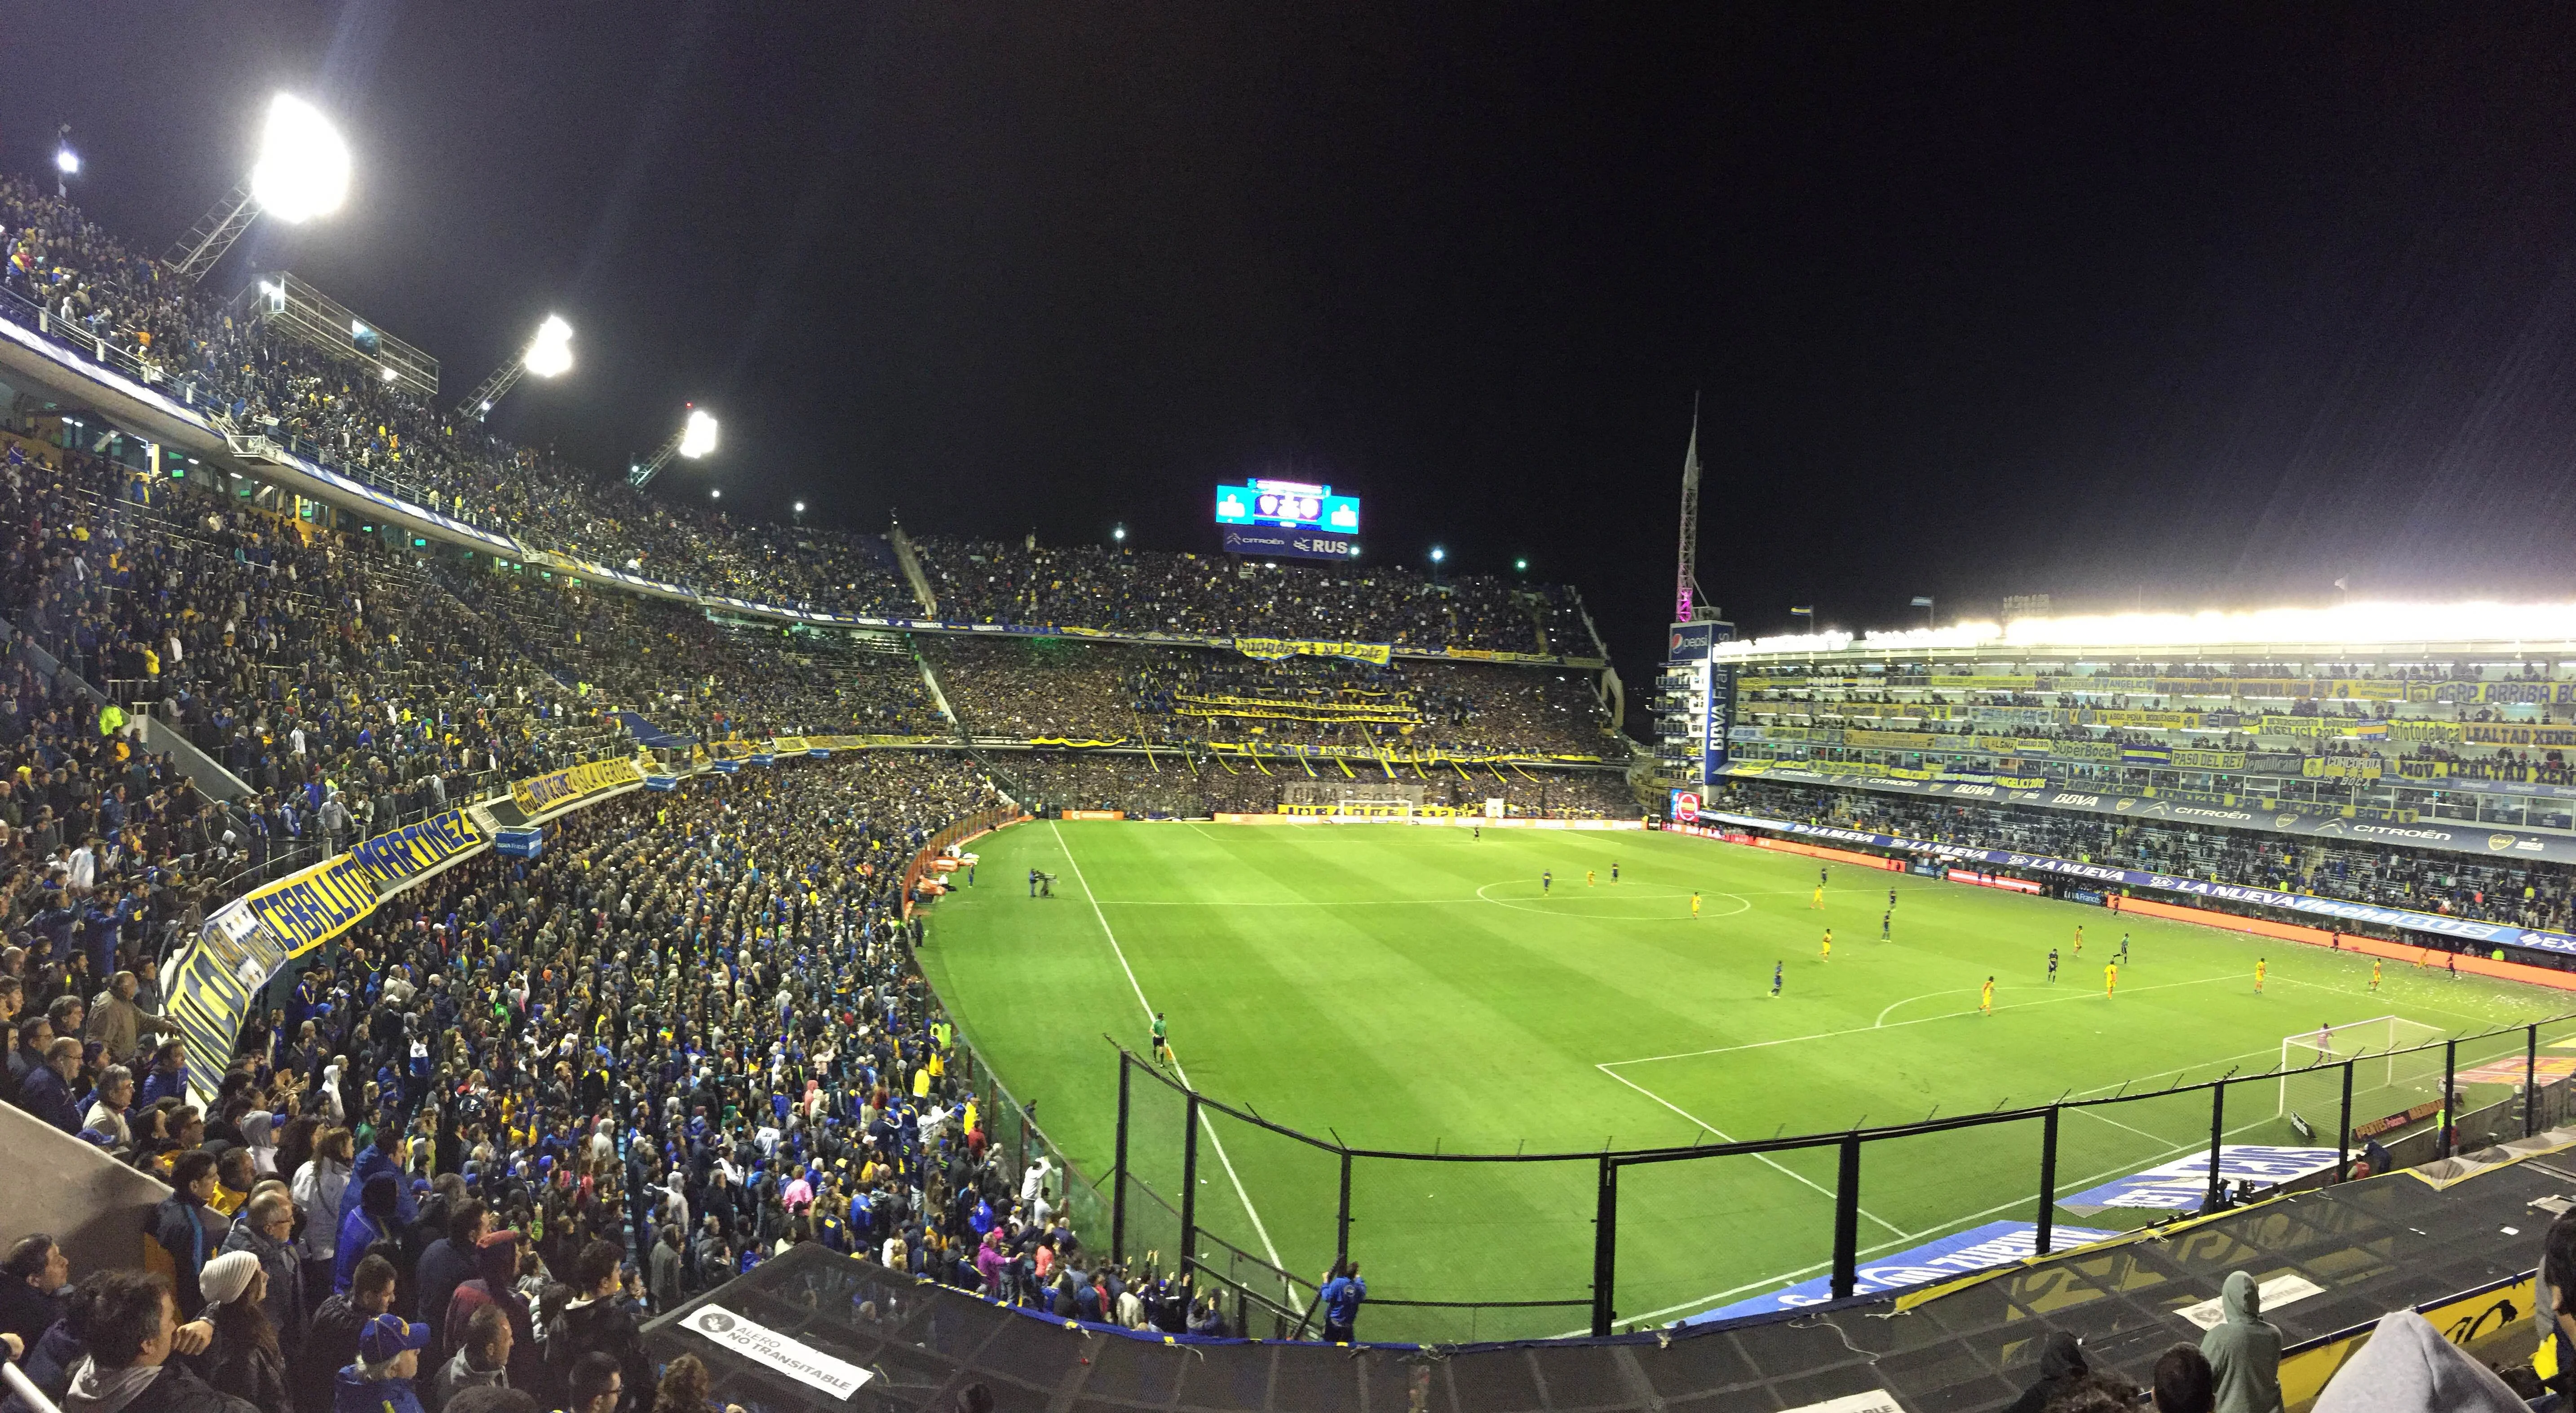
[2440,1040,2456,1160]
[2206,1081,2226,1211]
[1180,1093,1200,1280]
[1113,1052,1131,1263]
[2528,1024,2541,1138]
[2035,1106,2059,1255]
[2338,1061,2354,1181]
[1831,1135,1861,1300]
[1336,1150,1354,1275]
[1590,1155,1617,1337]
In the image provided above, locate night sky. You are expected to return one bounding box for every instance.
[11,4,2576,698]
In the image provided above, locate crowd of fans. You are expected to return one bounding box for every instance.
[1720,778,2576,935]
[929,637,1616,759]
[1000,751,1638,820]
[3,175,1607,661]
[0,752,1251,1411]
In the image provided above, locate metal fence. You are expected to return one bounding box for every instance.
[1091,1013,2576,1344]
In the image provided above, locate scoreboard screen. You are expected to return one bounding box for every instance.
[1215,478,1360,561]
[1215,479,1361,534]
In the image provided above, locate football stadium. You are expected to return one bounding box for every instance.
[7,17,2576,1413]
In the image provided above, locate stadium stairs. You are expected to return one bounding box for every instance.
[0,611,252,804]
[887,523,940,615]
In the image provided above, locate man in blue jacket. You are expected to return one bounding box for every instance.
[1319,1260,1366,1344]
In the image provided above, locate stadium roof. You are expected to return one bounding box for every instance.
[1709,601,2576,665]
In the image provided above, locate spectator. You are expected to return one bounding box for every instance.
[646,1228,683,1316]
[1319,1259,1365,1343]
[53,1269,253,1413]
[415,1199,487,1357]
[539,1241,648,1413]
[563,1352,623,1413]
[333,1173,399,1296]
[22,1036,84,1134]
[428,1304,511,1413]
[2152,1345,2215,1413]
[82,1065,134,1149]
[189,1250,288,1412]
[85,973,173,1069]
[291,1128,353,1300]
[2310,1310,2523,1413]
[0,1234,68,1352]
[297,1253,396,1413]
[217,1189,304,1355]
[645,1354,713,1413]
[2005,1331,2091,1413]
[154,1151,226,1317]
[333,1312,430,1413]
[2198,1272,2283,1413]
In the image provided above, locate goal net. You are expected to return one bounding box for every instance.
[2278,1016,2447,1135]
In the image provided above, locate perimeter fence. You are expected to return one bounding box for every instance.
[1092,1011,2576,1345]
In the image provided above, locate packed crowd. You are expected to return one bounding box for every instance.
[3,176,1606,658]
[0,752,1249,1412]
[1720,779,2576,935]
[1000,751,1638,820]
[929,637,1615,759]
[914,540,1591,655]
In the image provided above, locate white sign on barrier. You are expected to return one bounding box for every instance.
[684,1304,874,1399]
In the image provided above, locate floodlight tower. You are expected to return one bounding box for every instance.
[164,93,353,283]
[453,315,574,422]
[628,406,718,488]
[53,124,76,199]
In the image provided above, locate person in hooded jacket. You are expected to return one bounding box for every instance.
[2197,1271,2283,1413]
[2003,1330,2091,1413]
[334,1174,401,1296]
[53,1270,251,1413]
[2311,1309,2525,1413]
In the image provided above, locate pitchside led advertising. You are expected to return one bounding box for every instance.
[1215,477,1360,560]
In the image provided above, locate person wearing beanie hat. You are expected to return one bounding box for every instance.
[192,1250,289,1412]
[335,1312,430,1413]
[195,1252,257,1310]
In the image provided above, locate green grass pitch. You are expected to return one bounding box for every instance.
[918,820,2573,1342]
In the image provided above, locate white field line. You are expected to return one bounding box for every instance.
[1602,974,2238,1068]
[1565,1107,2291,1336]
[1594,1066,1905,1239]
[1049,823,1295,1292]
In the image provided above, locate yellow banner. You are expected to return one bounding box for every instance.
[2300,757,2384,779]
[2465,722,2576,748]
[511,757,644,815]
[2171,748,2247,769]
[1929,675,2036,689]
[2387,720,2464,743]
[2257,715,2369,738]
[1234,638,1394,665]
[2082,708,2204,729]
[1843,729,1941,749]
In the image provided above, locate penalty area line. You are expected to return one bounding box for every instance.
[1593,1066,1905,1239]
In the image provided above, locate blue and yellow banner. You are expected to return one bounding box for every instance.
[510,757,643,815]
[1233,637,1394,666]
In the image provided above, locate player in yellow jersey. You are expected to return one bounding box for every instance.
[2074,925,2084,955]
[2255,958,2266,994]
[1811,885,1824,909]
[1980,976,1995,1015]
[2370,959,2381,992]
[1587,869,1596,887]
[1820,929,1832,961]
[1690,892,1701,918]
[2105,961,2118,997]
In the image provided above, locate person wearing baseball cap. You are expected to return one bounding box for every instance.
[335,1311,430,1413]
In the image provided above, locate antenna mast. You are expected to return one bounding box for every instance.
[1674,399,1706,623]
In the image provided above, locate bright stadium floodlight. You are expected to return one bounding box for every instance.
[250,93,351,224]
[710,487,721,500]
[1430,546,1445,563]
[628,405,719,488]
[164,92,352,282]
[679,408,720,459]
[54,147,77,175]
[54,124,76,198]
[454,314,574,421]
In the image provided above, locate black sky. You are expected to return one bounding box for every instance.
[11,4,2576,697]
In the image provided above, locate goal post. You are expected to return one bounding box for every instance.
[2278,1016,2446,1131]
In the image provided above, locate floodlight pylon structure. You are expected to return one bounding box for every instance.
[453,315,573,423]
[164,93,351,284]
[1674,396,1708,624]
[628,407,718,488]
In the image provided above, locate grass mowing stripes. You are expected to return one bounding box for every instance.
[919,821,2567,1341]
